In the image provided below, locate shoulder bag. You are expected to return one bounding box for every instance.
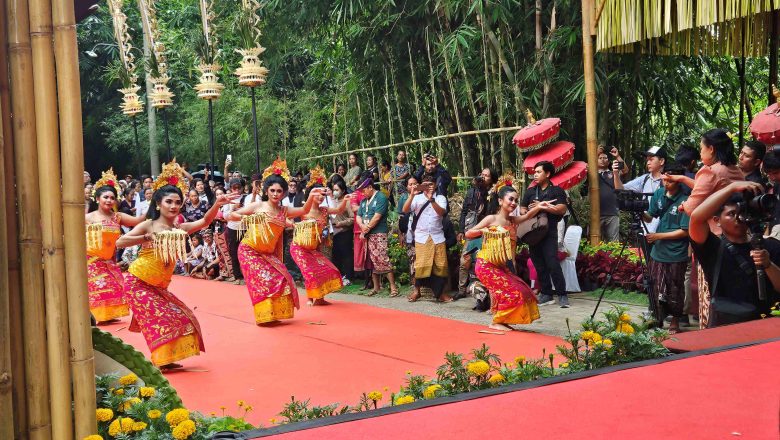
[517,186,549,246]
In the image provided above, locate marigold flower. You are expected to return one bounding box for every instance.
[616,322,635,334]
[514,356,526,364]
[383,386,389,392]
[367,391,383,401]
[269,418,277,425]
[591,333,602,343]
[119,398,142,412]
[166,408,191,428]
[139,387,156,398]
[171,419,196,440]
[237,400,245,407]
[619,313,632,323]
[95,408,113,422]
[405,370,412,375]
[423,384,442,399]
[83,435,103,440]
[108,417,135,436]
[210,412,217,417]
[581,330,594,340]
[559,362,570,368]
[466,360,490,376]
[505,362,516,369]
[147,409,162,419]
[113,388,125,396]
[132,421,147,431]
[487,373,505,385]
[393,395,415,405]
[118,373,138,386]
[603,339,613,347]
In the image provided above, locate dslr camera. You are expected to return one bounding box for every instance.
[616,189,651,212]
[736,192,778,224]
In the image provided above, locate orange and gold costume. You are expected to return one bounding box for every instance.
[86,213,130,321]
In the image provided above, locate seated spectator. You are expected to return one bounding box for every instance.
[135,188,152,217]
[199,230,220,279]
[689,181,780,328]
[185,234,205,275]
[184,189,209,223]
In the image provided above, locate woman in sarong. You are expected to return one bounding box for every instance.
[85,169,146,324]
[117,161,238,368]
[465,180,545,331]
[290,166,353,306]
[226,158,324,325]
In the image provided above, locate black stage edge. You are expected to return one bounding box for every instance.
[212,336,780,439]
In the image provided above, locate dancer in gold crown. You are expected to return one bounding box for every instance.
[117,160,240,368]
[465,175,545,331]
[290,165,353,306]
[85,168,146,323]
[227,157,326,324]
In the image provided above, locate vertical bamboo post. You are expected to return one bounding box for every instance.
[408,43,425,162]
[28,0,73,436]
[390,61,406,145]
[426,28,443,157]
[369,82,380,148]
[0,0,28,434]
[769,10,779,104]
[0,73,13,440]
[142,29,160,176]
[439,33,470,176]
[480,17,496,170]
[384,70,394,145]
[356,93,366,147]
[331,92,338,169]
[6,0,52,437]
[455,45,484,170]
[582,0,600,244]
[51,0,98,434]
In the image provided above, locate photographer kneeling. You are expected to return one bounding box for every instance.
[689,181,780,328]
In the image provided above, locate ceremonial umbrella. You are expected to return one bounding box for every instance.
[523,141,575,174]
[512,113,561,152]
[529,161,588,191]
[749,87,780,145]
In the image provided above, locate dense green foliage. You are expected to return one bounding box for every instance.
[78,0,773,179]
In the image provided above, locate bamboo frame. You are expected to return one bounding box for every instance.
[425,28,443,157]
[29,0,73,435]
[0,47,12,440]
[0,0,27,435]
[6,0,53,438]
[582,0,601,245]
[302,125,526,161]
[51,0,98,434]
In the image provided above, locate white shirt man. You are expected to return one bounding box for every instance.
[408,193,448,244]
[615,146,666,233]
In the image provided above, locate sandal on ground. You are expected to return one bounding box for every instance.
[389,288,400,297]
[366,290,379,297]
[438,295,454,303]
[407,291,421,302]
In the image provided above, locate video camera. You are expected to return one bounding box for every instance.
[736,192,778,224]
[615,189,652,212]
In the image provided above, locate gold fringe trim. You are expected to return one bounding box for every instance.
[477,226,514,266]
[152,229,189,264]
[86,223,104,251]
[293,220,321,250]
[240,212,273,244]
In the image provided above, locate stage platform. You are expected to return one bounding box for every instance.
[253,339,780,439]
[663,318,780,353]
[102,276,563,424]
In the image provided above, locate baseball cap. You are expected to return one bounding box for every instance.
[643,146,667,159]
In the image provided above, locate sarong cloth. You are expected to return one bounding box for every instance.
[290,208,343,299]
[475,258,540,325]
[367,233,392,274]
[86,214,129,321]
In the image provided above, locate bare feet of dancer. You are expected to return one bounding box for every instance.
[307,299,314,306]
[488,323,514,332]
[314,299,331,305]
[160,363,183,371]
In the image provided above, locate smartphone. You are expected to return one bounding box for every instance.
[226,154,232,162]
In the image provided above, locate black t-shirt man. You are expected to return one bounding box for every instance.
[521,183,568,226]
[597,169,618,216]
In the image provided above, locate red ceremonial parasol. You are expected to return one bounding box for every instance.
[512,110,560,152]
[530,161,587,191]
[523,141,575,175]
[749,87,780,144]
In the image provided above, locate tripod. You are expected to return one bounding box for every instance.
[591,211,658,322]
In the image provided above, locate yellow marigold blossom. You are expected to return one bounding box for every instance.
[619,313,632,323]
[591,333,602,343]
[139,387,156,398]
[423,384,442,399]
[147,409,162,419]
[95,408,113,422]
[269,418,277,425]
[394,395,415,405]
[118,373,138,386]
[383,386,389,392]
[405,370,412,375]
[245,405,253,412]
[367,391,383,401]
[108,417,134,437]
[514,356,526,364]
[603,339,613,347]
[580,330,594,340]
[505,362,516,369]
[237,400,245,407]
[119,398,142,412]
[113,388,125,396]
[132,421,147,431]
[559,362,569,368]
[487,374,505,385]
[210,412,217,417]
[83,435,103,440]
[166,408,191,428]
[172,419,196,440]
[466,360,490,376]
[616,322,635,334]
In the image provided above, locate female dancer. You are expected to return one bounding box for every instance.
[85,169,145,323]
[290,166,352,306]
[226,158,325,325]
[465,180,546,331]
[117,161,238,368]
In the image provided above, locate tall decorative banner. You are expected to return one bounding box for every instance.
[107,0,143,116]
[138,0,174,109]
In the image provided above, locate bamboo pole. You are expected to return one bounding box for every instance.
[0,0,27,434]
[439,32,470,176]
[6,0,52,436]
[490,46,509,168]
[303,125,526,161]
[582,0,600,244]
[51,0,98,434]
[390,60,406,146]
[384,70,394,145]
[425,28,443,157]
[356,93,365,148]
[28,0,73,435]
[0,61,13,440]
[480,17,496,170]
[369,81,380,149]
[408,43,425,162]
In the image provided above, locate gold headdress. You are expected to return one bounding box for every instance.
[153,159,188,194]
[489,173,518,196]
[92,168,122,199]
[306,165,327,188]
[262,156,291,182]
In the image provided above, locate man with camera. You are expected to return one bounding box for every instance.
[413,153,452,197]
[689,180,780,328]
[614,146,667,233]
[457,168,497,299]
[641,163,690,333]
[597,149,620,242]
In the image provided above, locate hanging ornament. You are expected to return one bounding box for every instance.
[139,0,175,109]
[194,63,225,100]
[107,0,143,116]
[119,85,144,116]
[235,47,269,87]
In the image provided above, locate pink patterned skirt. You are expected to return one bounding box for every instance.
[290,243,343,299]
[87,256,129,322]
[238,242,299,323]
[475,258,540,325]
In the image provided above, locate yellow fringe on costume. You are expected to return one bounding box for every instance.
[306,277,342,300]
[92,304,130,323]
[493,303,540,325]
[241,212,273,247]
[86,223,104,251]
[293,220,321,250]
[253,295,295,324]
[150,333,200,366]
[152,229,189,264]
[477,226,513,266]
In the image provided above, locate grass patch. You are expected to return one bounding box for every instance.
[335,282,413,297]
[582,288,649,306]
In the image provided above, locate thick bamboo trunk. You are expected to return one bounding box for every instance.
[6,0,52,437]
[0,64,13,440]
[28,0,73,436]
[582,0,600,244]
[51,0,98,435]
[0,0,28,435]
[542,2,557,116]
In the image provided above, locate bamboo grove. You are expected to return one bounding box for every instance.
[79,0,777,179]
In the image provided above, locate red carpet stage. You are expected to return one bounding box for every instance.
[260,340,780,439]
[102,276,563,423]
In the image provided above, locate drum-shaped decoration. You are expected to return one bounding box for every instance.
[529,161,587,191]
[523,141,575,175]
[512,118,561,152]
